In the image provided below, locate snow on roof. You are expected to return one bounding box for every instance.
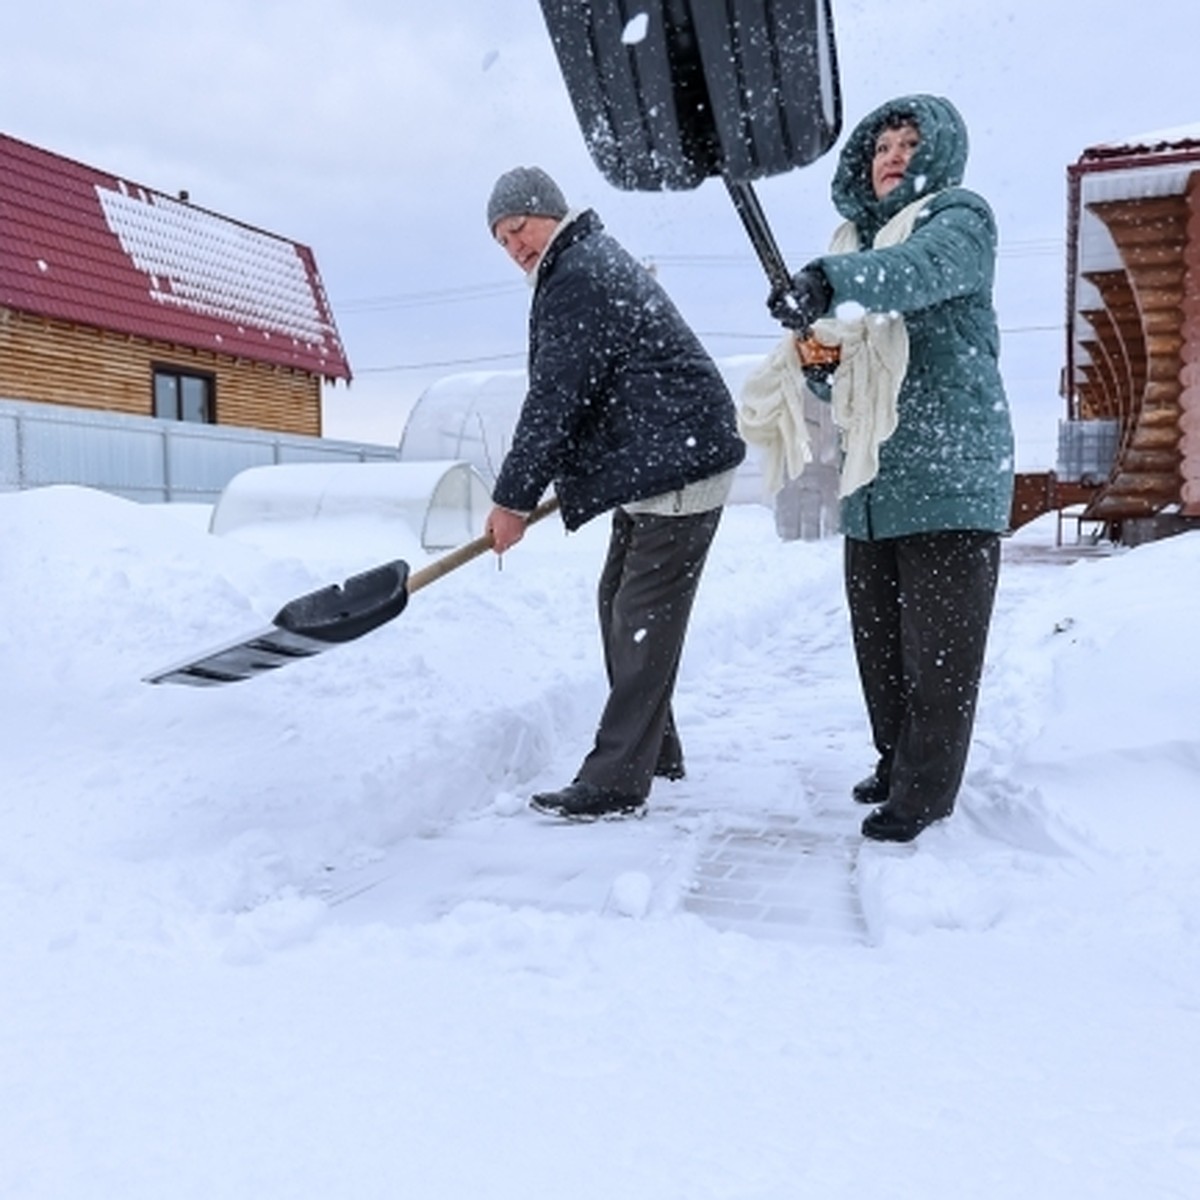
[0,131,351,380]
[1083,123,1200,157]
[97,186,330,345]
[1067,120,1200,278]
[1066,121,1200,406]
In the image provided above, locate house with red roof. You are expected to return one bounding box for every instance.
[0,131,350,438]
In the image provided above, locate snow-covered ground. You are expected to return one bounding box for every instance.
[2,484,1199,1199]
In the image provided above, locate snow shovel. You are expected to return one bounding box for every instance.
[537,0,841,290]
[143,496,561,687]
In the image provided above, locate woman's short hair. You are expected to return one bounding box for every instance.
[875,111,918,136]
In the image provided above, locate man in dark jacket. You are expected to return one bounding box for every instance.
[484,166,745,821]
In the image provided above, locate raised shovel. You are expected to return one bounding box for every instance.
[537,0,842,289]
[144,496,560,686]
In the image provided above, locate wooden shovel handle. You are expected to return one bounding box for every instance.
[406,495,561,597]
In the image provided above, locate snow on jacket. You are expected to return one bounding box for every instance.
[492,209,745,531]
[806,94,1015,540]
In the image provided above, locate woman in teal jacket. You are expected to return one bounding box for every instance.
[768,94,1014,842]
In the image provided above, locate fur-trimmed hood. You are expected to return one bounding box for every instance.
[831,94,969,238]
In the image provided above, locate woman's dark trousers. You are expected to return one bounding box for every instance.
[845,531,1001,822]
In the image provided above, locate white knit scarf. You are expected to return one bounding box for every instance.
[739,192,940,498]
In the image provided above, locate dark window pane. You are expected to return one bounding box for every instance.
[154,369,212,423]
[154,373,179,419]
[180,376,210,423]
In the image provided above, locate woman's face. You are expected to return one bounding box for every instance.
[871,121,921,199]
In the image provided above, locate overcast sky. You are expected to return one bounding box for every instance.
[2,0,1196,459]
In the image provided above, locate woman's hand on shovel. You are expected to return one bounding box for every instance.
[486,505,529,555]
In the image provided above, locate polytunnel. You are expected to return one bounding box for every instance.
[397,369,528,487]
[397,357,787,506]
[209,460,492,550]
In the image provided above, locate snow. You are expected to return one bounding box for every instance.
[3,484,1200,1198]
[96,186,329,345]
[1088,123,1200,152]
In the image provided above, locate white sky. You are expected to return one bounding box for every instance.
[3,0,1197,455]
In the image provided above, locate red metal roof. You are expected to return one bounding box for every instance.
[0,131,351,381]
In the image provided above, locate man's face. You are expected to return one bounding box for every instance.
[494,214,559,273]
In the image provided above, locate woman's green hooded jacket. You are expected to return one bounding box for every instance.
[808,94,1014,540]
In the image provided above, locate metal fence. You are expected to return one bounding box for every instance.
[0,396,399,505]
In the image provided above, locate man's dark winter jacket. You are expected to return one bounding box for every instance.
[492,210,745,531]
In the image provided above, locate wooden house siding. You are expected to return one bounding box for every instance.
[1079,192,1188,518]
[1182,179,1200,514]
[0,309,320,436]
[1011,132,1200,537]
[1050,129,1200,537]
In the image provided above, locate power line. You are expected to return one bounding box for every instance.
[337,242,1064,318]
[355,350,526,374]
[998,238,1064,257]
[649,239,1062,268]
[353,322,1061,374]
[698,322,1060,342]
[335,280,524,314]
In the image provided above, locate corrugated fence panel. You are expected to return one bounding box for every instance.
[0,397,398,503]
[166,427,279,500]
[19,410,166,496]
[0,410,19,484]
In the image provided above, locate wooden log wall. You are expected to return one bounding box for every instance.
[1181,172,1200,516]
[0,310,322,437]
[1081,194,1189,519]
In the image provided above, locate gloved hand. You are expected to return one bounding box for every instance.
[766,265,833,332]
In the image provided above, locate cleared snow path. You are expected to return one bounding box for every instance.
[318,516,1111,947]
[321,510,871,945]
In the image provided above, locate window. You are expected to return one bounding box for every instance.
[153,366,215,423]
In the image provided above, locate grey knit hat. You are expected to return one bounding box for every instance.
[487,166,569,232]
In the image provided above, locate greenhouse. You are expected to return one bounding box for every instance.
[396,357,841,540]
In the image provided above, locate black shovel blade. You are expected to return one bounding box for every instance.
[273,560,410,645]
[539,0,841,191]
[144,497,562,689]
[143,561,411,686]
[143,627,336,687]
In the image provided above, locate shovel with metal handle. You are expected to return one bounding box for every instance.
[537,0,841,289]
[144,496,561,686]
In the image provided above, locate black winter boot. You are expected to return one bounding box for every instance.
[861,804,944,843]
[530,780,647,822]
[852,771,889,806]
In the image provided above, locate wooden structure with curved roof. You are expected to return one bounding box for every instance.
[1062,126,1200,529]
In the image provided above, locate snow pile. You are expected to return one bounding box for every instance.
[1,484,1199,1199]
